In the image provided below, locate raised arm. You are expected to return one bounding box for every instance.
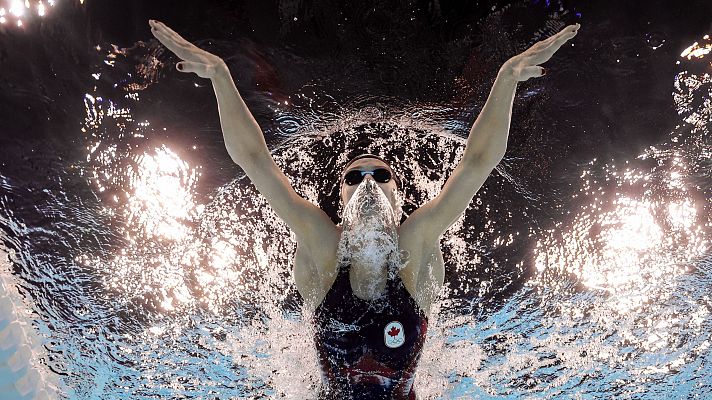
[148,20,337,249]
[208,63,339,244]
[402,23,580,245]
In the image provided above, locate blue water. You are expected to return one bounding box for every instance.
[0,0,711,398]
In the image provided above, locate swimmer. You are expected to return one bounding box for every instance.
[149,18,580,399]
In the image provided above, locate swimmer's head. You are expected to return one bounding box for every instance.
[339,153,402,217]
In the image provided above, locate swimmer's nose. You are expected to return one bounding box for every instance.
[359,178,378,196]
[361,176,378,188]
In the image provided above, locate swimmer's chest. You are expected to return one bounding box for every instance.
[294,226,443,314]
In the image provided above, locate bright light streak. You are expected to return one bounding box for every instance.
[9,0,25,17]
[681,41,712,60]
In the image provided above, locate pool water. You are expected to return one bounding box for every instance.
[1,0,711,398]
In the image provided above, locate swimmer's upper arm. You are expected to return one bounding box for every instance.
[401,155,498,245]
[238,151,338,255]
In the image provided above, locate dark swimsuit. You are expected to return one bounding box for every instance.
[313,261,429,400]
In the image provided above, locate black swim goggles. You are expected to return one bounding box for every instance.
[343,168,393,186]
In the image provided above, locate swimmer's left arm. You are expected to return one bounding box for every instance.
[403,24,580,244]
[462,23,580,166]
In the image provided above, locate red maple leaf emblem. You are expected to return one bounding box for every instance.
[388,326,400,337]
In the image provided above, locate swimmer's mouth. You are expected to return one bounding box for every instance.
[360,199,377,211]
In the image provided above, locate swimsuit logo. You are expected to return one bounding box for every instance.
[384,321,405,348]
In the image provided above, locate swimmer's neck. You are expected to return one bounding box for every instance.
[336,219,399,299]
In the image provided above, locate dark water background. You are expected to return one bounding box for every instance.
[1,0,711,398]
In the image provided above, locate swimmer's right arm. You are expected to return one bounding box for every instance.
[149,19,267,162]
[149,20,338,251]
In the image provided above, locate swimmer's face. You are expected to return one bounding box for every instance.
[340,158,399,212]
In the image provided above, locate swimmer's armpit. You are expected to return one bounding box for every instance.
[400,154,495,244]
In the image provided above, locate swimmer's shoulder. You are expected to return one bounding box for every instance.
[293,224,342,310]
[397,221,444,314]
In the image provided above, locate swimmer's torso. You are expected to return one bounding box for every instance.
[293,181,444,398]
[311,256,428,399]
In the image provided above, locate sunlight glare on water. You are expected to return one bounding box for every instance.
[518,32,712,398]
[126,147,201,242]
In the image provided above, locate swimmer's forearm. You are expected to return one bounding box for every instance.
[211,63,271,163]
[462,67,518,166]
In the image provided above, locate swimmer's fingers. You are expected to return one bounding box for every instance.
[149,19,224,78]
[514,66,547,81]
[534,23,578,48]
[525,23,580,65]
[150,19,196,52]
[150,20,219,63]
[502,23,580,81]
[151,23,207,61]
[150,20,202,62]
[150,20,187,45]
[502,59,546,82]
[175,61,221,79]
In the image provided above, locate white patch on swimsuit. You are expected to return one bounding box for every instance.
[326,318,361,333]
[384,321,405,348]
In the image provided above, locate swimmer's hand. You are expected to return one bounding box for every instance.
[149,19,225,79]
[500,23,580,82]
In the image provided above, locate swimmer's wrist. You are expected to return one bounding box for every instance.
[211,60,231,81]
[497,62,517,83]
